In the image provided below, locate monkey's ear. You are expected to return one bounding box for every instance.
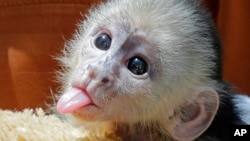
[167,87,219,141]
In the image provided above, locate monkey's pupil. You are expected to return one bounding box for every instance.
[94,33,112,50]
[127,57,148,75]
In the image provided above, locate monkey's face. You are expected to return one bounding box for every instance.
[56,1,221,140]
[57,21,164,122]
[56,0,217,124]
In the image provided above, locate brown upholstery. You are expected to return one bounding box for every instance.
[218,0,250,94]
[0,0,249,110]
[0,0,99,109]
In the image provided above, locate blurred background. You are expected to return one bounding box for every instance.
[0,0,249,110]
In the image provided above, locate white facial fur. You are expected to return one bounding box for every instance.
[57,0,220,140]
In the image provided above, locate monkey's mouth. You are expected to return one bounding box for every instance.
[57,87,96,114]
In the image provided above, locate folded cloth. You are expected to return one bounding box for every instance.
[0,108,121,141]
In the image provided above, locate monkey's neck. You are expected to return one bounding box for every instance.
[115,122,170,141]
[115,123,153,141]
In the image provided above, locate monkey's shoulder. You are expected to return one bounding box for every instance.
[232,94,250,124]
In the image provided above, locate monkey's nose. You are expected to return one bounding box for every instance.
[91,73,114,89]
[87,65,115,88]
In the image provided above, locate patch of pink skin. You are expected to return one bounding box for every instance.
[57,87,93,114]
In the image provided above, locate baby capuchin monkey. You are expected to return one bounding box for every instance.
[56,0,250,140]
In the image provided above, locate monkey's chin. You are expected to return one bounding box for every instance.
[72,105,104,122]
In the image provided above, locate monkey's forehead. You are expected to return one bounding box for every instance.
[85,1,202,28]
[82,0,211,46]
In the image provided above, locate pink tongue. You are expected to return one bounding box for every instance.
[57,87,92,114]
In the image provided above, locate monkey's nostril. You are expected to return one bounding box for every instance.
[101,77,109,84]
[100,75,115,88]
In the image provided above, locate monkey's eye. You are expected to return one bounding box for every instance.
[127,57,148,75]
[94,33,112,50]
